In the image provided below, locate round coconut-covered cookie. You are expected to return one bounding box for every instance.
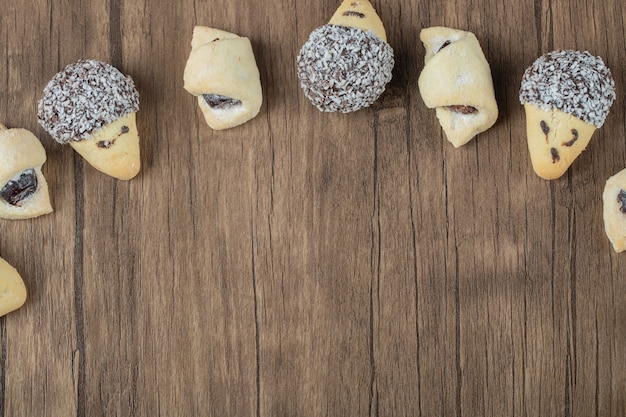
[297,24,394,113]
[519,50,615,128]
[37,59,141,180]
[296,0,394,113]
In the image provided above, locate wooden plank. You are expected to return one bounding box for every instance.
[0,0,625,416]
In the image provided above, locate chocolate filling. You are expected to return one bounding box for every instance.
[1,169,38,206]
[203,94,242,110]
[449,105,478,114]
[437,40,451,53]
[618,190,626,214]
[540,120,550,135]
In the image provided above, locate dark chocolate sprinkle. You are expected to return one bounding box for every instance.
[37,59,139,144]
[1,169,38,206]
[540,120,550,135]
[121,125,129,134]
[618,190,626,214]
[519,50,615,128]
[551,148,560,163]
[97,140,112,149]
[563,129,578,147]
[342,11,366,18]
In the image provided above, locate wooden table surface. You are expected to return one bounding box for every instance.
[1,0,625,416]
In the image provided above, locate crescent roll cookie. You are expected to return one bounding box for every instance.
[519,50,615,180]
[183,26,262,130]
[37,60,141,180]
[297,0,394,113]
[603,168,626,252]
[0,257,27,317]
[0,124,53,220]
[418,27,498,148]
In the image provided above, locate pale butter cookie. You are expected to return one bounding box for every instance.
[0,124,53,220]
[418,26,498,148]
[183,26,263,130]
[0,257,27,317]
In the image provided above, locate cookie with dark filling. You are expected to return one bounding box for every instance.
[603,168,626,252]
[37,59,141,180]
[0,257,27,317]
[296,0,394,113]
[183,26,262,130]
[0,124,53,220]
[418,26,498,147]
[519,50,615,180]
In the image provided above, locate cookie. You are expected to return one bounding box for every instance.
[0,257,27,317]
[519,50,615,180]
[0,124,53,220]
[37,60,141,180]
[296,0,394,113]
[418,26,498,148]
[603,168,626,252]
[183,26,263,130]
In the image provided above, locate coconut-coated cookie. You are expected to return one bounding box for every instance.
[38,60,141,180]
[296,0,394,113]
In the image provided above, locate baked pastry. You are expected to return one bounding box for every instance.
[603,168,626,252]
[417,26,498,148]
[296,0,394,113]
[183,26,263,130]
[0,124,53,219]
[519,50,615,180]
[0,257,27,317]
[37,59,141,180]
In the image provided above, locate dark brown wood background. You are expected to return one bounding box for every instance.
[1,0,625,416]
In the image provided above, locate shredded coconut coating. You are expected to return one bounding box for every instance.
[297,25,394,113]
[37,59,140,143]
[519,50,615,128]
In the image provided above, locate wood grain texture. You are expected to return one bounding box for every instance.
[1,0,625,416]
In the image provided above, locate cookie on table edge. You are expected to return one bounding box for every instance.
[0,124,53,220]
[603,168,626,252]
[0,257,27,317]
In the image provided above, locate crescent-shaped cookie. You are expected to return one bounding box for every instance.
[418,26,498,148]
[603,168,626,252]
[0,257,27,317]
[0,124,53,220]
[183,26,263,130]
